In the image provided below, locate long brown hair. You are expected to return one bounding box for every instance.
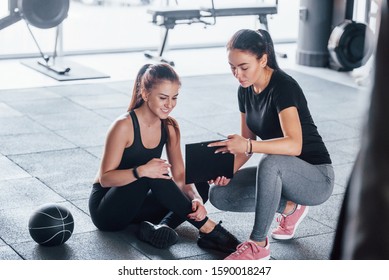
[127,63,181,143]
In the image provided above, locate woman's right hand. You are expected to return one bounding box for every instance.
[208,176,230,186]
[139,158,172,179]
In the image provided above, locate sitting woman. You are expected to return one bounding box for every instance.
[89,63,239,253]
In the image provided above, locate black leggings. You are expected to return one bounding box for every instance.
[89,177,209,231]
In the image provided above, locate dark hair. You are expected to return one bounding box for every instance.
[128,63,181,143]
[226,29,280,70]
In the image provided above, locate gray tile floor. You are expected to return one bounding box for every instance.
[0,45,370,260]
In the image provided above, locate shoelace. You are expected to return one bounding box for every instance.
[276,214,287,229]
[232,241,260,256]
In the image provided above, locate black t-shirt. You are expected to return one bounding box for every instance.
[238,69,331,165]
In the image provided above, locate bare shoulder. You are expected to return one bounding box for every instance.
[165,116,181,145]
[106,112,134,144]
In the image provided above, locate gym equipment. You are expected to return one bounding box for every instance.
[145,0,279,66]
[0,0,69,30]
[0,0,71,75]
[1,0,110,80]
[28,203,74,246]
[328,0,375,71]
[328,19,374,71]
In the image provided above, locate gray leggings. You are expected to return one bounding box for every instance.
[209,154,335,242]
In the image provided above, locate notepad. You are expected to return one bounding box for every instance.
[185,140,234,184]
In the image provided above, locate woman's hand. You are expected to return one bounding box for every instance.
[208,176,231,186]
[138,158,171,179]
[208,134,248,155]
[187,199,207,221]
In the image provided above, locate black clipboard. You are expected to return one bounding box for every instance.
[185,140,234,184]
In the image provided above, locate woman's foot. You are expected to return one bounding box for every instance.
[271,204,309,240]
[197,221,240,253]
[224,238,270,260]
[138,221,178,249]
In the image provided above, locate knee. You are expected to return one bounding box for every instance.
[258,154,283,168]
[257,154,287,176]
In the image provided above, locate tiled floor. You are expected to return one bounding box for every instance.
[0,44,371,260]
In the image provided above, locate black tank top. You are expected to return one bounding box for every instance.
[117,111,167,170]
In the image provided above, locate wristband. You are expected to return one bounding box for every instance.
[132,166,140,179]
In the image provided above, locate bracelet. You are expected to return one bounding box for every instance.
[192,198,204,205]
[132,166,140,179]
[245,138,253,156]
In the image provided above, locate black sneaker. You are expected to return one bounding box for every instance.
[138,221,179,249]
[197,221,240,254]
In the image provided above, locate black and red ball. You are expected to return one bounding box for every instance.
[28,204,74,246]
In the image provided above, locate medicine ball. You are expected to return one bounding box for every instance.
[28,203,74,246]
[328,20,375,71]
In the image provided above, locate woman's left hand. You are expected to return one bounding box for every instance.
[208,134,247,155]
[187,199,207,221]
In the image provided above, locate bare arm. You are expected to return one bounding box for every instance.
[210,107,302,156]
[251,106,302,156]
[98,116,139,187]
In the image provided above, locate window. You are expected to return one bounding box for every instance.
[0,0,299,59]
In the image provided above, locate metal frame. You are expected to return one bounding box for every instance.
[145,1,279,66]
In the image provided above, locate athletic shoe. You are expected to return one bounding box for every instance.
[271,205,309,240]
[224,238,270,260]
[138,221,178,249]
[197,221,240,254]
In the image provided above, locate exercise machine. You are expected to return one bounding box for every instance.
[328,0,375,71]
[145,0,279,66]
[0,0,71,75]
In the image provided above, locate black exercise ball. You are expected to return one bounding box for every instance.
[28,204,74,246]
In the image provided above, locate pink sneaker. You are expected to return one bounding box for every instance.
[271,205,309,240]
[224,238,270,260]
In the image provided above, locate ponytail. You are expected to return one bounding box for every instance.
[257,29,280,70]
[128,64,151,111]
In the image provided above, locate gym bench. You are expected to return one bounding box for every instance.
[145,2,278,66]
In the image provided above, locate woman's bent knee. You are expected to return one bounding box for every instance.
[257,154,286,171]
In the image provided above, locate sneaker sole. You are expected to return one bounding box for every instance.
[271,206,309,240]
[259,255,271,260]
[138,222,178,249]
[225,252,271,260]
